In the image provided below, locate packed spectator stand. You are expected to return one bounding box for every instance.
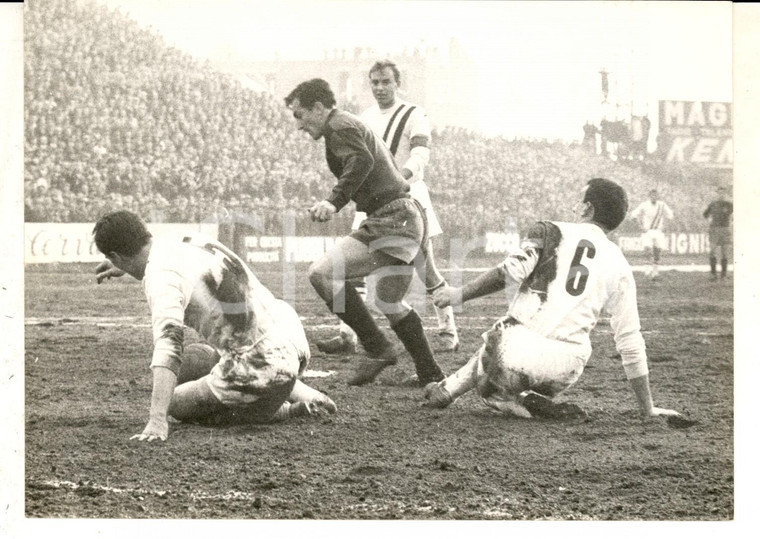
[24,0,725,242]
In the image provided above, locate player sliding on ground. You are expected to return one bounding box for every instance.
[425,178,682,421]
[93,210,336,442]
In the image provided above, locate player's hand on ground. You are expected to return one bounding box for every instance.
[130,418,169,442]
[306,395,338,416]
[307,399,338,417]
[307,200,337,223]
[432,285,458,309]
[95,260,126,284]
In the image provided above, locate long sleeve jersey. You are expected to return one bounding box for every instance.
[323,109,410,215]
[703,200,733,228]
[143,235,308,381]
[497,221,649,380]
[359,99,431,183]
[631,199,674,231]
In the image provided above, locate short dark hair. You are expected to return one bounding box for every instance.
[284,79,336,109]
[584,178,628,231]
[369,60,400,84]
[93,210,152,256]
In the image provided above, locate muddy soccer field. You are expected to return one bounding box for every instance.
[23,258,733,520]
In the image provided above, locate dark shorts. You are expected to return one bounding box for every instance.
[350,197,428,264]
[709,226,732,247]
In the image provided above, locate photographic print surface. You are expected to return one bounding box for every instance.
[12,0,743,529]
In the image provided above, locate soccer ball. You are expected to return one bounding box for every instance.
[176,343,220,384]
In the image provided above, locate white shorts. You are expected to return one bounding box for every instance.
[474,323,589,409]
[351,181,442,237]
[641,229,667,250]
[206,300,309,406]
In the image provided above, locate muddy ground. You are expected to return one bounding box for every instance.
[23,259,733,520]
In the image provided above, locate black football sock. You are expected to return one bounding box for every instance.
[391,310,444,383]
[709,256,717,275]
[721,258,727,277]
[327,284,391,355]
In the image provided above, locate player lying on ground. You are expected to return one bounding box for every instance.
[425,178,682,421]
[93,210,336,442]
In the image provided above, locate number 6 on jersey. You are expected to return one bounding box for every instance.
[566,240,596,296]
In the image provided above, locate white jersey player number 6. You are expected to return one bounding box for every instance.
[565,240,596,296]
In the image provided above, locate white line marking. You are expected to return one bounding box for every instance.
[301,369,335,378]
[442,265,730,273]
[25,316,732,328]
[35,479,261,501]
[36,480,581,517]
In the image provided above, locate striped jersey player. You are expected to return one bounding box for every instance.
[425,178,681,421]
[93,210,336,442]
[630,189,674,279]
[358,98,439,235]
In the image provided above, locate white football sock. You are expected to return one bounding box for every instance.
[434,304,457,334]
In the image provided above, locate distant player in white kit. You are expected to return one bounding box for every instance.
[425,178,681,420]
[316,60,459,356]
[93,210,336,442]
[631,189,674,280]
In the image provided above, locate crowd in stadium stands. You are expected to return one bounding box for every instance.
[24,0,726,241]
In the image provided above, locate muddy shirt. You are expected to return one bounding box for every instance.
[323,109,409,215]
[497,221,648,380]
[142,235,308,382]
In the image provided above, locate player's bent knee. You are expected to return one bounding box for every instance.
[307,261,331,294]
[225,378,296,425]
[307,258,330,280]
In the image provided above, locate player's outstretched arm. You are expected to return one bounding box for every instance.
[95,259,126,284]
[434,267,509,309]
[130,366,177,442]
[629,374,680,418]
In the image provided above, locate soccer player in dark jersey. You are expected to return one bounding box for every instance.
[316,60,459,356]
[703,186,733,280]
[284,78,444,387]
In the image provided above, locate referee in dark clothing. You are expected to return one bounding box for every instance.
[703,186,733,280]
[285,79,444,387]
